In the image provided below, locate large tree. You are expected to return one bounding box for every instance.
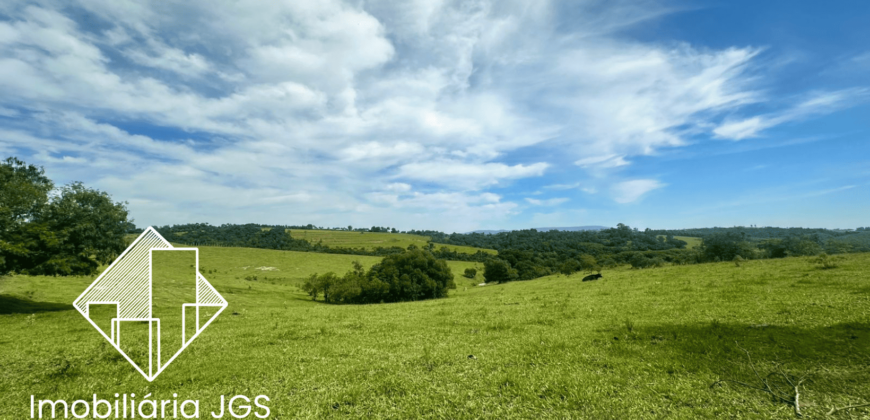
[0,158,131,275]
[367,249,455,302]
[483,258,518,284]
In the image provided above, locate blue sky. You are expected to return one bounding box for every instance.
[1,0,868,232]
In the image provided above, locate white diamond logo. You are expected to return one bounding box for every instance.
[73,227,227,382]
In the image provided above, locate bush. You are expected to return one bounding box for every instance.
[812,253,839,269]
[483,259,519,283]
[628,253,665,269]
[463,267,477,278]
[579,255,598,270]
[304,251,455,304]
[367,249,455,302]
[558,259,582,276]
[701,232,755,262]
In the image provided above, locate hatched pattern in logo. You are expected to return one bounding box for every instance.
[74,227,227,381]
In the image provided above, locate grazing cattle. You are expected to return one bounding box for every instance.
[582,273,603,282]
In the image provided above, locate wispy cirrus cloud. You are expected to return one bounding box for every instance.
[525,197,569,206]
[611,179,666,204]
[714,88,869,140]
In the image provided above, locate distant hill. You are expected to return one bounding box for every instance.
[469,226,609,234]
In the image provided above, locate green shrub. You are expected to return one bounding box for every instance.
[484,259,519,283]
[812,253,839,269]
[304,250,455,304]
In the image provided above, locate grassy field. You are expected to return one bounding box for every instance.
[287,229,430,250]
[287,229,496,255]
[1,248,868,418]
[675,236,703,249]
[432,243,499,256]
[657,235,703,249]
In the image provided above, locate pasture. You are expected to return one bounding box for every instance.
[286,229,496,255]
[1,248,868,418]
[657,235,703,249]
[674,236,702,249]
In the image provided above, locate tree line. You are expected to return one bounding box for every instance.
[0,158,130,275]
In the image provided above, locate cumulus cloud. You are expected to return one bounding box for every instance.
[395,161,549,190]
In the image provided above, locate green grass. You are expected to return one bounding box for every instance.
[674,236,702,249]
[286,229,496,255]
[288,229,429,250]
[1,249,868,418]
[431,243,498,256]
[658,235,703,249]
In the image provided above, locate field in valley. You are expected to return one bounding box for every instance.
[674,236,702,249]
[1,247,868,418]
[286,229,496,255]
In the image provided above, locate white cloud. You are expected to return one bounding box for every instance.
[384,182,412,193]
[611,179,665,203]
[395,161,549,190]
[574,154,630,169]
[122,41,212,77]
[543,182,581,190]
[713,117,769,140]
[714,88,868,140]
[525,197,569,206]
[1,0,857,228]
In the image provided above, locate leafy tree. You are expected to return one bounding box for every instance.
[579,254,599,271]
[0,158,54,273]
[302,272,339,302]
[628,253,665,269]
[367,249,455,302]
[484,259,518,284]
[463,267,477,278]
[1,159,130,275]
[558,259,582,275]
[0,157,53,226]
[700,232,754,262]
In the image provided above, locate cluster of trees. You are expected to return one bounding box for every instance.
[352,226,398,233]
[698,231,863,261]
[427,224,692,282]
[301,249,455,304]
[421,224,688,251]
[648,226,870,251]
[0,158,130,275]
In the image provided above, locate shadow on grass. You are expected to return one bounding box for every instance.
[619,321,870,406]
[631,321,869,369]
[0,294,74,315]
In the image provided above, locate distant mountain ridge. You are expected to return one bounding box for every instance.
[468,226,609,234]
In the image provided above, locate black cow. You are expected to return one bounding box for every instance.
[581,273,602,282]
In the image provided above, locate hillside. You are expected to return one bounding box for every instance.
[287,229,497,255]
[1,247,868,418]
[657,235,703,249]
[287,229,430,250]
[470,225,608,234]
